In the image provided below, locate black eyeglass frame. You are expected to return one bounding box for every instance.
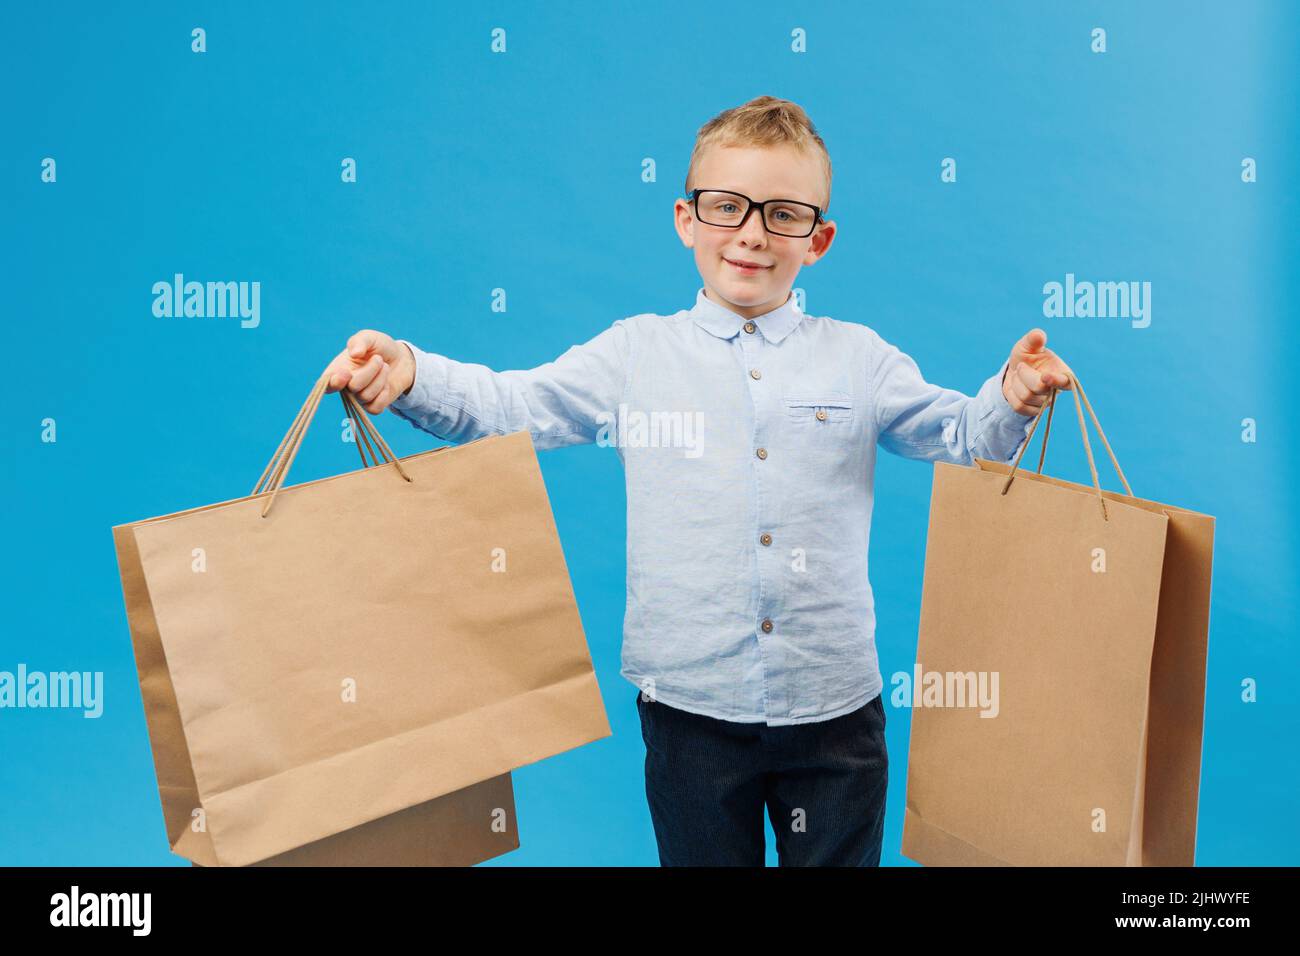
[685,188,827,238]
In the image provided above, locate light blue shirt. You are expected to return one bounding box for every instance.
[389,288,1036,726]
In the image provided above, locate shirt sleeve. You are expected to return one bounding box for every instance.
[385,318,633,450]
[868,329,1036,465]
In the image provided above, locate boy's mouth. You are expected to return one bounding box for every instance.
[724,256,772,274]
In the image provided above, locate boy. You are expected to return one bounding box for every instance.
[323,96,1071,866]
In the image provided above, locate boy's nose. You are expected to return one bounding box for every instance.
[737,208,768,244]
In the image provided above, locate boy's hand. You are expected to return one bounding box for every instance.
[323,329,417,415]
[1001,328,1073,416]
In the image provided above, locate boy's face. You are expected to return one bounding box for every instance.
[674,143,836,320]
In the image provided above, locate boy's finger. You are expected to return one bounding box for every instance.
[347,353,383,392]
[347,330,379,359]
[1047,365,1074,389]
[358,363,389,404]
[1009,373,1047,411]
[1012,328,1047,357]
[1014,360,1051,395]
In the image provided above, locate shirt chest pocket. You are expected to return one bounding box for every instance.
[783,393,854,424]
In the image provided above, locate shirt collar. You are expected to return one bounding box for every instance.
[689,287,804,344]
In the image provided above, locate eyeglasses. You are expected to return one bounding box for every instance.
[686,189,826,238]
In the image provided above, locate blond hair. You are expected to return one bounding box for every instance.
[684,95,832,210]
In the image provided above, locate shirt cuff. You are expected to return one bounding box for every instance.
[974,359,1037,463]
[387,337,455,432]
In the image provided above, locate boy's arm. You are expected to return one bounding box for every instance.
[869,329,1036,466]
[385,319,633,450]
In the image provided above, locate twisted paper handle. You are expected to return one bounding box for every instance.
[253,372,412,517]
[1000,369,1132,522]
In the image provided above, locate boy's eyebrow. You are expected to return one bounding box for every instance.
[702,187,821,205]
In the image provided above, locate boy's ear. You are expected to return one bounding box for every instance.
[803,219,836,264]
[673,198,696,248]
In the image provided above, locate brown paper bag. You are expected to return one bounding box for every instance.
[901,374,1214,866]
[195,776,520,867]
[113,373,611,866]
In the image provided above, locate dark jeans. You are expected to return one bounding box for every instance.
[635,689,888,866]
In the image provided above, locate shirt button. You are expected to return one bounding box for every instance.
[744,321,756,334]
[755,447,767,460]
[759,533,772,546]
[761,618,774,633]
[750,368,762,380]
[816,408,828,421]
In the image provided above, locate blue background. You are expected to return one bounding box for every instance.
[2,1,1296,866]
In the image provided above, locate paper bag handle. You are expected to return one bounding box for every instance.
[252,372,413,518]
[999,370,1132,522]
